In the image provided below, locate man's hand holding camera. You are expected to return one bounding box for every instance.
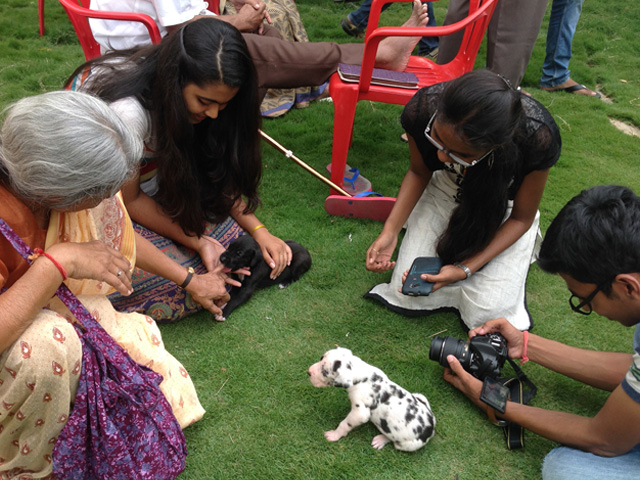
[437,318,522,419]
[442,356,487,411]
[470,318,526,360]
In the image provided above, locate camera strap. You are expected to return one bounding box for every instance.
[498,358,537,450]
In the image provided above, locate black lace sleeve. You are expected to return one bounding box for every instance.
[509,95,562,197]
[400,83,446,172]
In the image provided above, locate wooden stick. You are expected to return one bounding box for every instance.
[259,129,352,197]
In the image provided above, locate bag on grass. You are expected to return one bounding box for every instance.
[0,218,187,480]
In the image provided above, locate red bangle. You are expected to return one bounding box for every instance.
[521,331,530,365]
[32,248,68,281]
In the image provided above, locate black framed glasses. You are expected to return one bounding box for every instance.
[423,111,494,168]
[569,283,607,315]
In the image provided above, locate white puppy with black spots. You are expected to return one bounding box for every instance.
[307,347,435,452]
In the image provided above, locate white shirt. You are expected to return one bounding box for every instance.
[89,0,212,51]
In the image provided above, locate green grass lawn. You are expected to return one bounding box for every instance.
[1,0,639,478]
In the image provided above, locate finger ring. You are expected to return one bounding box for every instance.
[116,270,123,277]
[372,248,379,254]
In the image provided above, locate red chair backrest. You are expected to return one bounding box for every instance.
[58,0,162,60]
[357,0,498,93]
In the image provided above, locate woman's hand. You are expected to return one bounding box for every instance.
[366,234,397,272]
[196,236,226,272]
[48,241,133,296]
[417,264,468,292]
[470,318,525,360]
[253,230,292,280]
[185,265,237,317]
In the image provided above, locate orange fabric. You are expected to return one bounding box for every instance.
[45,192,136,296]
[0,185,46,288]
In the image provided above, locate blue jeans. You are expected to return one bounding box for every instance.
[348,1,438,55]
[542,443,640,480]
[539,0,584,87]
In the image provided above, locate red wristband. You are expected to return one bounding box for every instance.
[521,330,529,365]
[32,248,68,281]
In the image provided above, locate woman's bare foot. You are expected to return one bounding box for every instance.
[374,0,429,71]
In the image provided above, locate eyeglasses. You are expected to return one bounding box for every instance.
[569,283,607,315]
[423,111,494,168]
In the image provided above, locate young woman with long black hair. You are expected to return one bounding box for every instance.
[365,69,562,330]
[66,18,292,322]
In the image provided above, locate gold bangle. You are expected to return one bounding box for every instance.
[250,224,266,234]
[179,267,195,289]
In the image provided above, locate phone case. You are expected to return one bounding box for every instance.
[401,256,443,296]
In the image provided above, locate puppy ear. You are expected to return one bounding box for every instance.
[330,359,353,389]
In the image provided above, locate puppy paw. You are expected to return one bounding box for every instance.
[371,434,391,450]
[214,313,226,322]
[324,430,343,442]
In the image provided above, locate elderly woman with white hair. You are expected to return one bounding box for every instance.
[0,91,211,479]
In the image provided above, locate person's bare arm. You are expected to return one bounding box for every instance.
[121,177,224,272]
[366,134,432,272]
[163,3,268,35]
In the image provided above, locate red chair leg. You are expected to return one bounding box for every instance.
[38,0,45,36]
[328,88,359,197]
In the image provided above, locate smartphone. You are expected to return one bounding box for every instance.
[401,256,442,296]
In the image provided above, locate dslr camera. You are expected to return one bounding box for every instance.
[429,333,509,380]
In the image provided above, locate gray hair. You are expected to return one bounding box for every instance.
[0,90,142,209]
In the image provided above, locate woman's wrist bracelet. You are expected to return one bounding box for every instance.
[454,262,472,278]
[179,267,195,289]
[250,224,266,234]
[521,330,530,365]
[31,248,68,280]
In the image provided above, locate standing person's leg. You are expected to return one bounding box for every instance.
[342,0,392,37]
[417,2,438,56]
[348,0,374,30]
[485,0,548,87]
[538,0,596,96]
[435,0,468,65]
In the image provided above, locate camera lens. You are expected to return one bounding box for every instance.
[428,336,470,369]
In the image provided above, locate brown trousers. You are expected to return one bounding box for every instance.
[437,0,549,87]
[242,28,364,95]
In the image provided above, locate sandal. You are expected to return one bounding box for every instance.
[539,81,601,98]
[326,163,372,195]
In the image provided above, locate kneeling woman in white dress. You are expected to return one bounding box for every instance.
[365,70,561,330]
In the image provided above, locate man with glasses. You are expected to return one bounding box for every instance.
[444,185,640,479]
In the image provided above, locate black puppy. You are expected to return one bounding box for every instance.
[218,234,312,318]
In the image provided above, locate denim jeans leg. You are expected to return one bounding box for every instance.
[350,0,437,51]
[542,444,640,480]
[349,0,392,29]
[418,2,438,54]
[540,0,585,87]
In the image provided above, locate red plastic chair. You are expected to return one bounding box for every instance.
[206,0,221,15]
[39,0,45,36]
[58,0,162,60]
[325,0,498,220]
